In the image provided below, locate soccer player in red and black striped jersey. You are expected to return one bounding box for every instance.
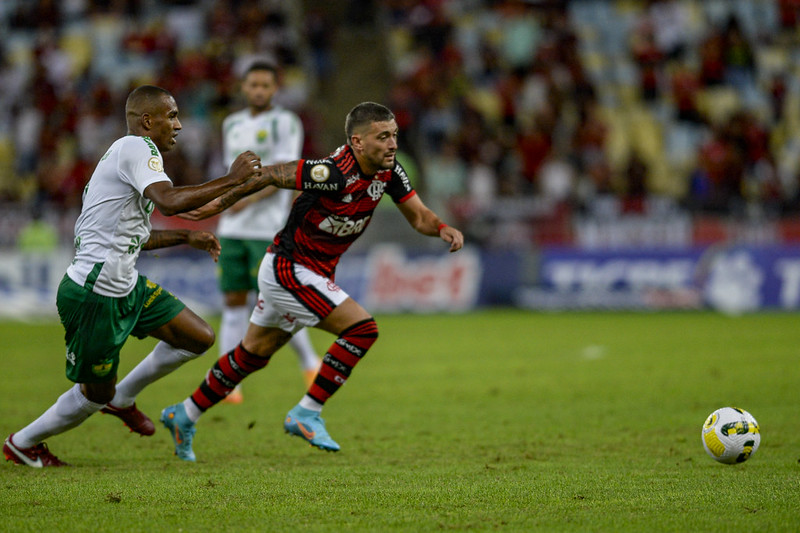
[161,102,463,459]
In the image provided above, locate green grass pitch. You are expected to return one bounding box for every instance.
[1,310,799,532]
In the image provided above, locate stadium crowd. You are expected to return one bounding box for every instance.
[1,0,800,248]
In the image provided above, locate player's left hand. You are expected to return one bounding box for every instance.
[187,231,222,261]
[440,225,464,253]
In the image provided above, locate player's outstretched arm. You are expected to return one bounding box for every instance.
[179,161,299,221]
[142,229,221,261]
[144,151,262,216]
[397,195,464,253]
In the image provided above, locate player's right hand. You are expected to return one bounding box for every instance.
[228,151,262,184]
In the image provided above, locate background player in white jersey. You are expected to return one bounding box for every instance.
[216,62,321,404]
[3,85,262,467]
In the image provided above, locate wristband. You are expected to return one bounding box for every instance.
[437,223,448,233]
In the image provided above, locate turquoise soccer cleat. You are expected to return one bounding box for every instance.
[160,403,197,462]
[284,405,340,452]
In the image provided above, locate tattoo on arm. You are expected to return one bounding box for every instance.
[217,161,298,211]
[142,229,189,251]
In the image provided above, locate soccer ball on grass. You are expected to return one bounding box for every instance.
[701,407,760,464]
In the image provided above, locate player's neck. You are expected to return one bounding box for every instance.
[249,104,272,116]
[353,153,378,177]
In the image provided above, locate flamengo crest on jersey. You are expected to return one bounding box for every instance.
[270,145,415,279]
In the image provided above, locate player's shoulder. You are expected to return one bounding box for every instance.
[223,108,249,127]
[328,145,358,175]
[117,135,161,158]
[271,106,302,125]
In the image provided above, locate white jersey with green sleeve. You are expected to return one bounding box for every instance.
[218,106,303,240]
[66,135,171,297]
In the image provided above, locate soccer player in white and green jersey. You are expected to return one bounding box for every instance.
[216,62,320,404]
[3,85,262,467]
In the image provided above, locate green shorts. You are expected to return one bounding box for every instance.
[217,237,271,293]
[56,273,185,384]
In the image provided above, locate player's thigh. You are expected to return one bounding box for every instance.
[242,322,292,356]
[132,277,213,353]
[56,275,133,384]
[252,253,350,332]
[147,306,215,354]
[317,298,372,336]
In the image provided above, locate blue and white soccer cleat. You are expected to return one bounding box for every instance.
[284,405,340,452]
[160,403,196,462]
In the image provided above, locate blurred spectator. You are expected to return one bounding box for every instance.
[631,23,664,102]
[17,205,58,253]
[4,0,800,249]
[699,28,726,87]
[422,137,468,221]
[722,16,756,93]
[621,152,650,214]
[670,61,704,124]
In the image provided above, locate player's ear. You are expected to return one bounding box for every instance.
[141,113,152,130]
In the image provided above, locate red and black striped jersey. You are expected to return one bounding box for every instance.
[269,144,416,279]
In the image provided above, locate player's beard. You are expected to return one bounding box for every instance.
[381,153,396,169]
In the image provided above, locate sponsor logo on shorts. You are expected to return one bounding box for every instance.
[144,284,164,309]
[92,359,114,377]
[66,351,76,366]
[282,313,297,324]
[327,280,340,292]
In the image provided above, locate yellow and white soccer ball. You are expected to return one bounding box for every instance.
[701,407,760,464]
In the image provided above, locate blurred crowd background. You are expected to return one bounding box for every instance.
[2,0,800,251]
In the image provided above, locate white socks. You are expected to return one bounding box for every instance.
[220,306,250,355]
[299,396,323,412]
[13,384,104,449]
[290,328,321,370]
[182,398,203,423]
[110,341,200,408]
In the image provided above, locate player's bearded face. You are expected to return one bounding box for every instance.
[357,120,398,172]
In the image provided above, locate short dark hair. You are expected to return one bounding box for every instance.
[125,85,172,120]
[244,61,278,79]
[345,102,395,143]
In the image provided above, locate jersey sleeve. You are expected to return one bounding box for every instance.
[386,160,416,203]
[297,157,346,194]
[119,136,171,195]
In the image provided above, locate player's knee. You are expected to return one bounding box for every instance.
[343,317,379,351]
[185,322,215,354]
[81,382,115,405]
[367,318,379,344]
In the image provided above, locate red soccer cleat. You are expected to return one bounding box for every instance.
[4,434,69,467]
[100,403,155,436]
